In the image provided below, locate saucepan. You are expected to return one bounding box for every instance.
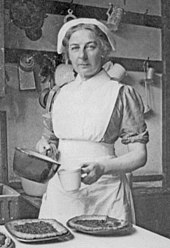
[13,147,60,184]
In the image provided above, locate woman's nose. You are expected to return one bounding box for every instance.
[79,48,87,59]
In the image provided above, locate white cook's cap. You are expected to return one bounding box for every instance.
[57,18,116,54]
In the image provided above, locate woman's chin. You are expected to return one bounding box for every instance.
[78,69,101,80]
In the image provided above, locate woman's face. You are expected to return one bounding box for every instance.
[68,29,103,80]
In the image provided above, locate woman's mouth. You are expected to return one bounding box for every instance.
[79,64,89,67]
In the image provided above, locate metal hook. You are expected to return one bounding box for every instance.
[64,8,77,23]
[106,3,114,17]
[143,9,149,25]
[68,9,74,15]
[144,8,149,16]
[143,57,150,73]
[69,0,74,8]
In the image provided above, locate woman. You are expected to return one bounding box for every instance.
[36,18,149,224]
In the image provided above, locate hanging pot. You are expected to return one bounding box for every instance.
[39,87,50,108]
[10,0,47,40]
[25,28,42,41]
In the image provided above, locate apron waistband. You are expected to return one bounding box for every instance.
[58,139,115,170]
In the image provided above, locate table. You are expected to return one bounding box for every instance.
[1,224,170,248]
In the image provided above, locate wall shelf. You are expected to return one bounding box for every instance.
[5,48,61,63]
[5,0,162,29]
[5,48,163,73]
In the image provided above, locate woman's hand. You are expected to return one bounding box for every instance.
[36,136,51,155]
[36,137,60,160]
[81,162,105,185]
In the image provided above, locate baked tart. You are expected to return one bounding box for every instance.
[67,215,133,236]
[5,219,73,242]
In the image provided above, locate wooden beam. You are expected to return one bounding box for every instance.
[162,0,170,188]
[0,0,5,97]
[5,48,163,73]
[0,111,8,184]
[132,174,164,182]
[45,1,162,29]
[110,57,163,74]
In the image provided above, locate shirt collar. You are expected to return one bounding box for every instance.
[74,69,111,87]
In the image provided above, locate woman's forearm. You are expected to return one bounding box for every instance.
[81,143,147,185]
[102,143,147,174]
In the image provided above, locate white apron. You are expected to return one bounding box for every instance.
[39,70,135,224]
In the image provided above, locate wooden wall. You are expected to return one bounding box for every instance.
[1,0,170,238]
[2,0,163,181]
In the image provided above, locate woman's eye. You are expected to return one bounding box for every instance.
[86,44,96,50]
[70,46,79,51]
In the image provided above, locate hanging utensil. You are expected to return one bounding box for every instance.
[144,79,151,114]
[10,0,47,41]
[106,3,123,31]
[143,59,152,115]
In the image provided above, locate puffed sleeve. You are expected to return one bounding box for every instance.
[41,85,61,146]
[119,85,149,145]
[42,112,58,146]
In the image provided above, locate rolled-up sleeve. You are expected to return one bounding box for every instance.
[119,86,149,145]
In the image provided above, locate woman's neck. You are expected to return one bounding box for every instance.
[79,67,103,81]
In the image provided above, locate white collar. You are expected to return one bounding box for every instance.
[74,69,112,87]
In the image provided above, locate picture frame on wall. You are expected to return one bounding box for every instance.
[18,67,36,91]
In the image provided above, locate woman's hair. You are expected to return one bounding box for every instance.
[62,23,112,63]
